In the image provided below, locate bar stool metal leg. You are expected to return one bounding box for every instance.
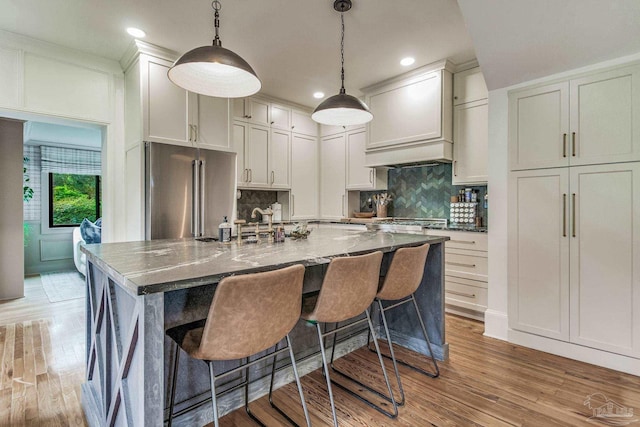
[267,335,312,427]
[376,299,405,406]
[317,322,339,427]
[167,341,180,427]
[326,309,399,419]
[367,294,439,380]
[208,362,221,427]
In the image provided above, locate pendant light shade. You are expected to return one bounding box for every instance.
[168,1,261,98]
[312,0,372,126]
[311,90,373,126]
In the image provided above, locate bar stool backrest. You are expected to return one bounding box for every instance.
[193,264,305,361]
[377,243,430,301]
[306,251,383,323]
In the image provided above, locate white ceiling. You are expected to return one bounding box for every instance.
[457,0,640,90]
[5,1,639,105]
[0,0,476,108]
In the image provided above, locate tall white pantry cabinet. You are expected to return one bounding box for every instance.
[508,62,640,360]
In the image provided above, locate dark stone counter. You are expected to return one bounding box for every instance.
[81,228,448,295]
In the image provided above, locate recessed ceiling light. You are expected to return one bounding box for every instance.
[313,92,325,99]
[126,27,146,38]
[400,57,415,67]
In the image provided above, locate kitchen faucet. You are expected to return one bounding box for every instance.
[251,207,274,240]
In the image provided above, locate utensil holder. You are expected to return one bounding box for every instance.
[376,204,388,218]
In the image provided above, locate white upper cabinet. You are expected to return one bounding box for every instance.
[143,55,192,145]
[364,61,453,151]
[452,67,488,185]
[320,133,346,219]
[453,67,488,106]
[133,53,231,150]
[509,63,640,170]
[269,129,291,188]
[270,104,291,130]
[569,65,640,166]
[233,98,270,126]
[509,82,570,170]
[346,129,387,190]
[291,110,318,136]
[291,133,318,219]
[190,95,231,151]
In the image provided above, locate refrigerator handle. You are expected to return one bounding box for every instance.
[192,160,199,237]
[199,160,206,237]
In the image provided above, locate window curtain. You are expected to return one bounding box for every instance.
[40,145,101,176]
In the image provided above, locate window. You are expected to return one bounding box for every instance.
[48,173,101,227]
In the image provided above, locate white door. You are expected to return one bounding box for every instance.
[346,129,373,189]
[509,82,570,170]
[291,134,318,219]
[569,163,640,357]
[194,95,230,150]
[453,100,488,185]
[269,129,291,188]
[320,133,346,219]
[246,125,269,187]
[248,98,270,126]
[232,122,248,185]
[569,65,640,166]
[509,168,570,340]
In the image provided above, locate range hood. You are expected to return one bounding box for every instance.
[365,139,453,168]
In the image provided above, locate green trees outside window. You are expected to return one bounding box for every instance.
[49,173,101,227]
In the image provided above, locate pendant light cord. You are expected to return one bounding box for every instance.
[340,12,346,94]
[212,0,222,46]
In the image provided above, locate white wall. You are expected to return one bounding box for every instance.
[0,30,126,243]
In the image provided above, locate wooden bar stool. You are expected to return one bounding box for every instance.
[301,251,398,426]
[366,243,439,406]
[165,264,311,427]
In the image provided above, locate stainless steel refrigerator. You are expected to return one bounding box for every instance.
[145,142,236,240]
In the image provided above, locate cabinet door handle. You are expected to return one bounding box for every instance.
[572,193,576,237]
[194,125,198,142]
[563,193,567,237]
[248,115,252,119]
[453,160,457,176]
[271,171,275,184]
[188,124,193,142]
[271,121,274,125]
[562,133,567,158]
[291,194,295,217]
[446,290,476,298]
[369,169,374,184]
[449,239,476,245]
[572,132,576,157]
[446,261,476,268]
[291,125,295,130]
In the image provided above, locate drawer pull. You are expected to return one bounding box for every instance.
[446,261,476,268]
[446,290,476,298]
[449,240,476,244]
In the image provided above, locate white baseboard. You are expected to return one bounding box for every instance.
[483,309,508,341]
[508,329,640,376]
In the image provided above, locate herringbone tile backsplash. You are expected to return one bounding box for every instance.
[361,163,487,223]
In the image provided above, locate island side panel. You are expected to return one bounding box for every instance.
[379,241,448,360]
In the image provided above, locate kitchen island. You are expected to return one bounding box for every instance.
[81,228,448,427]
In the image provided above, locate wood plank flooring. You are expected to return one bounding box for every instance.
[1,276,639,426]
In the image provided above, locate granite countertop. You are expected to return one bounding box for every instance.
[340,217,488,233]
[82,228,448,296]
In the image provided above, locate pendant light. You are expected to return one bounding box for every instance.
[168,0,261,98]
[312,0,373,126]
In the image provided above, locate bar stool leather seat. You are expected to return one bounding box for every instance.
[165,264,311,427]
[300,251,398,426]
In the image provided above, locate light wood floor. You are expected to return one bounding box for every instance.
[1,276,639,426]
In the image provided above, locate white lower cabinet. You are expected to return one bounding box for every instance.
[291,133,318,219]
[509,162,640,357]
[426,230,488,320]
